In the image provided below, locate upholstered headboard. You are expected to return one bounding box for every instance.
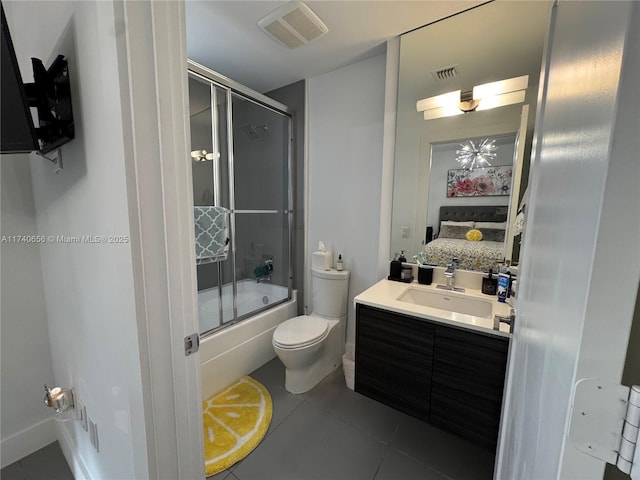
[439,205,508,224]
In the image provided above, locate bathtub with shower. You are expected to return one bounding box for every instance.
[199,287,297,400]
[188,60,296,399]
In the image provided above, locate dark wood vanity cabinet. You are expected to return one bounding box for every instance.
[430,325,509,450]
[355,303,509,451]
[355,304,434,421]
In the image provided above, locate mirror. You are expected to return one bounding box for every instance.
[391,1,552,270]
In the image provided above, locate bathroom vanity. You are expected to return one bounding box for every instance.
[354,279,511,451]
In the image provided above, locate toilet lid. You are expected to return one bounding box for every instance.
[273,315,329,348]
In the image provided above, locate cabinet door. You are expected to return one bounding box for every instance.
[430,325,509,450]
[355,304,434,420]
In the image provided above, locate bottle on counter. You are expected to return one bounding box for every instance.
[389,253,402,280]
[336,254,344,271]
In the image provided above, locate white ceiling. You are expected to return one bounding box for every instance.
[185,0,487,93]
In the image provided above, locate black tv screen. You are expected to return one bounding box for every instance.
[1,4,39,154]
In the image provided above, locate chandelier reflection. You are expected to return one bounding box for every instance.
[455,138,497,170]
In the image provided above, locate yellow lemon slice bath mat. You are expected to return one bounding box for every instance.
[202,376,272,476]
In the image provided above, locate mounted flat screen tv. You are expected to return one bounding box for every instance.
[1,3,74,155]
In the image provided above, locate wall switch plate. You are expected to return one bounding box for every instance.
[77,400,88,431]
[401,226,409,237]
[88,418,99,452]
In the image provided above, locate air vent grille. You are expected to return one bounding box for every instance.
[258,1,328,49]
[431,65,460,81]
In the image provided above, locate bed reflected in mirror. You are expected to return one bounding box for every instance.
[423,134,515,271]
[390,1,552,271]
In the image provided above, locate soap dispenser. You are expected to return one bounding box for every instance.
[389,253,402,280]
[482,269,498,295]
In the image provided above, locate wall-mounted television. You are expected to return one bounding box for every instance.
[1,3,74,155]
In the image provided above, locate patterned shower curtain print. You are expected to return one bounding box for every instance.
[446,166,512,197]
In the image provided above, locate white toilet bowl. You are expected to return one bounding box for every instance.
[272,314,342,394]
[273,267,349,394]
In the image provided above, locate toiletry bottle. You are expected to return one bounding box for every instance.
[389,254,401,280]
[497,272,510,303]
[482,269,497,295]
[398,251,407,262]
[336,254,344,271]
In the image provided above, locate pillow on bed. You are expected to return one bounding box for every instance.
[465,229,483,241]
[474,221,507,230]
[439,224,471,239]
[475,221,507,242]
[440,220,475,228]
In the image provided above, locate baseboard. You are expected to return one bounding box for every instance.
[0,416,57,468]
[56,422,91,480]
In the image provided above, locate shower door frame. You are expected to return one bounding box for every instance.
[188,60,294,334]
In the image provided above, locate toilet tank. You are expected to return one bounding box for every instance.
[311,268,350,318]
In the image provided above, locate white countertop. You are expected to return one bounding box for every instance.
[354,279,512,338]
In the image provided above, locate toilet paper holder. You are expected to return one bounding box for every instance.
[44,385,75,413]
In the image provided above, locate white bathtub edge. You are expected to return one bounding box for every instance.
[200,291,298,400]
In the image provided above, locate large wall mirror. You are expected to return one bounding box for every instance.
[391,1,552,271]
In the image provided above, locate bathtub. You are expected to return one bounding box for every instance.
[198,280,290,333]
[199,280,298,400]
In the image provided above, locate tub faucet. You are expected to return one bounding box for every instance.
[254,259,274,283]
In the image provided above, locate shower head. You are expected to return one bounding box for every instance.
[241,123,268,140]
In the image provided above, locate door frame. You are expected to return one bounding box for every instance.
[115,1,204,478]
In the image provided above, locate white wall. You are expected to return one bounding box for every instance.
[3,2,148,478]
[1,155,56,467]
[307,53,386,345]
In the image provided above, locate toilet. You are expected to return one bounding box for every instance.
[272,267,350,394]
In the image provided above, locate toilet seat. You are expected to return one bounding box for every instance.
[273,315,329,349]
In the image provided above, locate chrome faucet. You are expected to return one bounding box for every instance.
[443,258,458,289]
[494,307,516,333]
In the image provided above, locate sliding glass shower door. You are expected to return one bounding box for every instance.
[188,63,292,337]
[231,94,291,312]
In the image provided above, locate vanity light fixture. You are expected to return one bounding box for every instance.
[455,138,497,170]
[417,75,529,120]
[190,150,218,162]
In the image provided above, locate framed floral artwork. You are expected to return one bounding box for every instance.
[446,166,512,197]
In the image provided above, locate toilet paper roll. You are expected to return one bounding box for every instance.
[312,251,333,271]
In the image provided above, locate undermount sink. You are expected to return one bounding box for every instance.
[397,287,493,319]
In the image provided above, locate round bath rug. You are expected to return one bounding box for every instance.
[202,376,272,476]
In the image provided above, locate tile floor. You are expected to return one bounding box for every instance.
[0,358,495,480]
[213,358,495,480]
[1,441,73,480]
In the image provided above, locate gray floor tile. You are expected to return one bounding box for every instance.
[5,442,73,480]
[0,461,25,480]
[249,357,285,391]
[305,367,404,444]
[391,414,494,480]
[374,449,450,480]
[249,358,305,437]
[19,443,73,480]
[233,401,387,480]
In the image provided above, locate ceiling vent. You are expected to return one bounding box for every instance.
[258,1,328,49]
[431,64,461,81]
